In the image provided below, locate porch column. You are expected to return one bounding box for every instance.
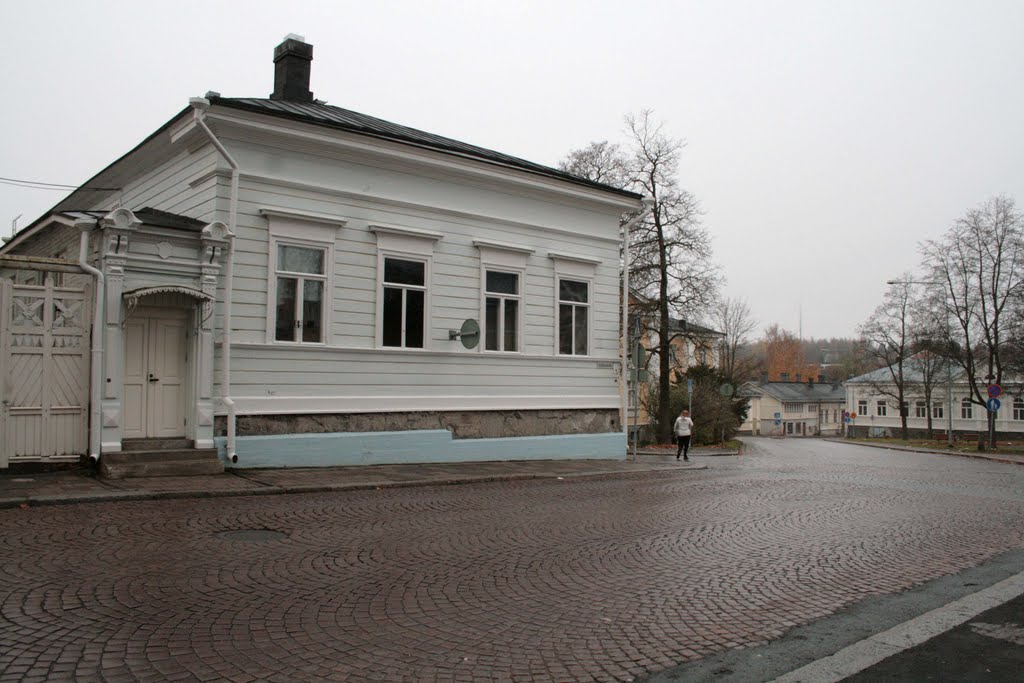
[98,209,140,452]
[197,222,230,449]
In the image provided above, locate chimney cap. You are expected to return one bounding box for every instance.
[284,33,306,42]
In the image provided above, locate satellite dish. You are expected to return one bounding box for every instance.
[448,318,480,349]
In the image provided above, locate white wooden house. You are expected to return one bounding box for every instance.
[738,377,846,437]
[0,36,643,471]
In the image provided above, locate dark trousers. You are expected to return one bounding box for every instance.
[676,435,691,458]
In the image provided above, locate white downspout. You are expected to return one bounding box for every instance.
[75,220,104,464]
[189,97,240,463]
[620,197,655,460]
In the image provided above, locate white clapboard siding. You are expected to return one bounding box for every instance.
[96,147,220,218]
[186,133,632,412]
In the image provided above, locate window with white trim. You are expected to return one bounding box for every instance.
[1013,398,1024,421]
[783,403,803,414]
[484,270,520,352]
[381,257,426,348]
[876,400,887,416]
[262,208,344,346]
[550,253,599,357]
[558,278,589,355]
[932,402,944,419]
[961,398,973,419]
[915,400,927,418]
[371,224,441,350]
[857,400,868,416]
[475,240,532,355]
[273,243,327,344]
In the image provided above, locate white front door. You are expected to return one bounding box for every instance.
[123,310,188,439]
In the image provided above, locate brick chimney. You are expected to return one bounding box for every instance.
[271,34,314,102]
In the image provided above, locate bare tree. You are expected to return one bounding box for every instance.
[716,297,757,382]
[921,195,1024,449]
[557,140,630,189]
[858,278,915,440]
[560,111,719,443]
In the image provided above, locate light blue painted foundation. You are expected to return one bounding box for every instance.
[216,429,626,468]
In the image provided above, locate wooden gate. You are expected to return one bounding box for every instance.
[0,278,91,467]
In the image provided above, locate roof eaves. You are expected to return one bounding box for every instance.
[210,97,642,201]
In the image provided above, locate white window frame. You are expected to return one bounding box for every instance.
[475,240,533,355]
[932,402,944,419]
[858,399,868,417]
[1013,398,1024,421]
[550,253,600,357]
[262,209,344,346]
[876,400,887,417]
[784,403,803,414]
[370,224,442,350]
[915,400,927,418]
[961,398,973,420]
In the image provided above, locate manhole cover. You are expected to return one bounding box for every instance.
[216,529,288,543]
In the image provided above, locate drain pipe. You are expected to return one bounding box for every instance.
[189,97,239,463]
[76,219,104,464]
[620,197,655,461]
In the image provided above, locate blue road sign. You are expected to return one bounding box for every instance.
[774,412,782,419]
[986,397,1001,412]
[987,384,1002,399]
[774,419,782,426]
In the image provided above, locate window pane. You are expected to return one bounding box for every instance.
[405,289,424,348]
[574,305,588,355]
[559,304,573,354]
[382,287,403,347]
[278,245,323,274]
[302,280,323,343]
[486,271,518,295]
[504,299,518,351]
[384,258,425,286]
[559,279,588,303]
[485,297,500,351]
[275,277,297,341]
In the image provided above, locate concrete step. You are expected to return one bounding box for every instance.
[121,438,194,451]
[100,449,223,479]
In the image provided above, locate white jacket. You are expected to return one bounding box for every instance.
[674,416,693,436]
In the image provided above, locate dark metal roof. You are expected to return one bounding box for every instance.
[668,318,724,337]
[209,96,642,200]
[56,207,206,232]
[739,381,846,403]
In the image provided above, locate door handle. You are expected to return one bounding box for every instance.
[148,374,160,383]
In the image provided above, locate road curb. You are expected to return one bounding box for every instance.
[823,438,1024,466]
[0,464,707,510]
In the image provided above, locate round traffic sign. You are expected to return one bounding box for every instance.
[987,397,1001,412]
[987,384,1002,399]
[850,412,858,419]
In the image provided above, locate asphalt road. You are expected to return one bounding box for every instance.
[2,437,1023,682]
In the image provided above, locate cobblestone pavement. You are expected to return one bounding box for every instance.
[2,438,1024,682]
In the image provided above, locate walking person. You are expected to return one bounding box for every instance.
[674,409,694,461]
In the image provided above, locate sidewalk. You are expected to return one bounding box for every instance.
[824,438,1024,466]
[0,447,734,509]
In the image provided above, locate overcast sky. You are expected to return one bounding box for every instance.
[2,0,1021,339]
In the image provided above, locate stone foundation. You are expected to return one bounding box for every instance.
[215,409,621,439]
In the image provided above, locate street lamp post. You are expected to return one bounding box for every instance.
[886,279,955,448]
